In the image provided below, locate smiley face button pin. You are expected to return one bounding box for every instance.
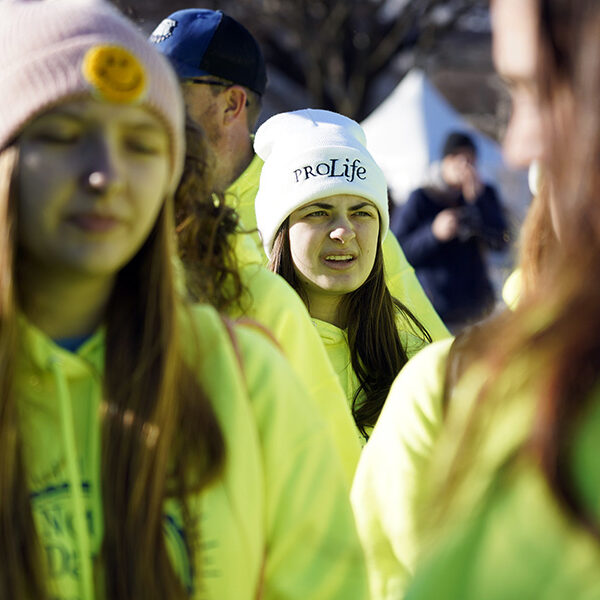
[82,45,147,103]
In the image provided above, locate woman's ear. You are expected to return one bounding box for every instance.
[223,86,248,125]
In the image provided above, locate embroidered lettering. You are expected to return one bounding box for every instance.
[315,162,330,176]
[293,157,368,183]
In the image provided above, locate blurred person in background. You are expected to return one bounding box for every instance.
[392,131,510,333]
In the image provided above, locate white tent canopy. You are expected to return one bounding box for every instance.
[361,69,530,227]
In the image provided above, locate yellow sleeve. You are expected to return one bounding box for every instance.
[351,338,453,600]
[382,232,450,341]
[236,324,369,600]
[502,268,522,309]
[234,263,361,486]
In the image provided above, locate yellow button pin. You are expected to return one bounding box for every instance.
[82,45,147,103]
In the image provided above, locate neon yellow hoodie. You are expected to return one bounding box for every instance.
[225,155,450,340]
[16,304,368,600]
[353,337,600,600]
[402,346,600,599]
[225,153,264,261]
[350,339,452,598]
[381,232,449,340]
[313,316,432,444]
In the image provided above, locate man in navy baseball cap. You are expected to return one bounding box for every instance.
[151,9,267,231]
[150,9,266,95]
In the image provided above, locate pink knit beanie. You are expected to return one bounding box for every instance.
[0,0,185,192]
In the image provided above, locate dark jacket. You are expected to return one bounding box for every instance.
[391,183,508,328]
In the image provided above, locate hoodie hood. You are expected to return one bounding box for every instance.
[16,315,104,599]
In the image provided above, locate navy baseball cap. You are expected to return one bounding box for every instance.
[149,9,267,96]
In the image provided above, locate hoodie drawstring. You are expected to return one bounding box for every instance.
[50,357,95,600]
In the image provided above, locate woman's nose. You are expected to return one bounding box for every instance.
[330,219,356,244]
[502,100,546,169]
[82,136,124,194]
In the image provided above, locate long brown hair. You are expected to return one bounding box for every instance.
[270,219,430,440]
[438,0,600,535]
[175,119,246,312]
[0,147,45,597]
[0,144,226,598]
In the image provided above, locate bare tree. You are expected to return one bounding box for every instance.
[112,0,486,120]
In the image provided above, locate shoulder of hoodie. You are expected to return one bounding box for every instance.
[238,262,305,310]
[382,337,454,435]
[236,262,316,328]
[181,303,328,443]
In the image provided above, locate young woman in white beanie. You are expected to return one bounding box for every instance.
[0,2,368,598]
[255,109,431,442]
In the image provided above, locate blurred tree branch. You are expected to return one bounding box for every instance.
[113,0,486,120]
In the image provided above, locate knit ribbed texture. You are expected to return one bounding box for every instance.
[254,109,389,256]
[0,0,184,191]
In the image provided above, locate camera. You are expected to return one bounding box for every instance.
[456,207,482,241]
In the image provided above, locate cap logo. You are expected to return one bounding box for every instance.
[293,158,367,184]
[149,18,177,44]
[82,45,147,104]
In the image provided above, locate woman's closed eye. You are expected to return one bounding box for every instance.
[124,135,166,155]
[34,126,81,145]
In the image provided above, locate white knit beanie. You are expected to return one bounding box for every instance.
[254,109,389,256]
[0,0,184,192]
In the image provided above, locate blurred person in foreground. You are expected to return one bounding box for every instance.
[392,131,510,333]
[351,0,600,598]
[0,1,368,598]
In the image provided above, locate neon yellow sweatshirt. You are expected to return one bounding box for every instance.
[16,305,368,600]
[381,232,449,341]
[402,348,600,599]
[225,155,450,341]
[225,153,264,261]
[313,316,432,445]
[350,339,452,598]
[353,337,600,600]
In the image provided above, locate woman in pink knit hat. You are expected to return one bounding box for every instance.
[0,2,368,599]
